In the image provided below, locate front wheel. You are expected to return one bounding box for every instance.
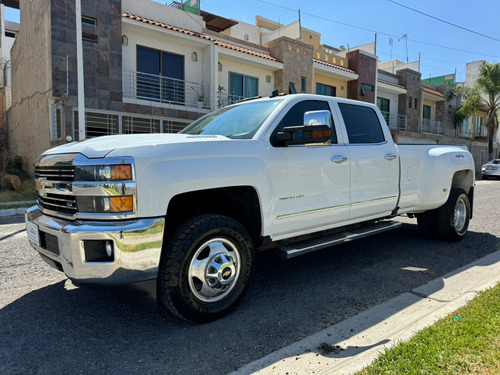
[436,188,471,241]
[157,214,254,323]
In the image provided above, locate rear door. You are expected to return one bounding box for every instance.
[336,102,399,221]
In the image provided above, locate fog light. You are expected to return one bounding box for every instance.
[105,241,113,257]
[83,240,115,262]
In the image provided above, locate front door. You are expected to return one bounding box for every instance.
[267,99,351,239]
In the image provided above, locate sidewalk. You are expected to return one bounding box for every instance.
[230,249,500,375]
[0,200,33,217]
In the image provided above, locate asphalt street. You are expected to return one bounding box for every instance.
[0,180,499,375]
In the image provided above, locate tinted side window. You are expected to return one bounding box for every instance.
[338,103,385,144]
[272,100,336,146]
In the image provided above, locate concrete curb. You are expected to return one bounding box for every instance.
[230,250,500,375]
[0,207,30,217]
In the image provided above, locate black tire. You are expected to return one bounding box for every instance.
[416,210,438,238]
[436,188,471,242]
[157,214,254,323]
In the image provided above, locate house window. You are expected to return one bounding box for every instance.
[414,98,418,109]
[316,83,336,97]
[423,105,431,120]
[361,84,374,96]
[408,96,412,108]
[476,115,483,136]
[82,16,97,26]
[301,76,306,92]
[376,97,390,125]
[137,46,185,104]
[49,102,63,140]
[82,33,98,43]
[229,72,258,103]
[461,118,470,135]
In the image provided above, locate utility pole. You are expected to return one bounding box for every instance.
[298,9,302,39]
[399,34,408,63]
[76,0,86,140]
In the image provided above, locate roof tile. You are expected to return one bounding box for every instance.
[122,12,279,62]
[313,59,356,74]
[422,85,445,97]
[378,79,406,90]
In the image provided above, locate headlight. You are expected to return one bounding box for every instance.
[73,163,135,214]
[75,164,132,181]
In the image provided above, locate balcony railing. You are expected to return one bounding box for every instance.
[217,92,246,108]
[457,123,488,138]
[420,119,443,134]
[381,111,407,131]
[123,69,209,109]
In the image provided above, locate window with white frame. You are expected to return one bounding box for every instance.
[228,72,258,103]
[476,115,483,136]
[49,101,63,140]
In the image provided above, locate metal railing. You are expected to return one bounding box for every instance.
[381,111,407,131]
[73,109,191,139]
[217,92,246,108]
[123,69,209,109]
[420,119,443,134]
[457,123,488,138]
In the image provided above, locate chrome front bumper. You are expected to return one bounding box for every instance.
[25,206,165,285]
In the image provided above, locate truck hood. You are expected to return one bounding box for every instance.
[43,134,229,158]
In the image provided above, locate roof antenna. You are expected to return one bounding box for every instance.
[270,89,279,98]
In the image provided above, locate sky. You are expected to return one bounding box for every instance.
[3,0,499,82]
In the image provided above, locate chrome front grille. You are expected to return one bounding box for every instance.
[34,153,137,220]
[37,192,77,215]
[35,166,75,181]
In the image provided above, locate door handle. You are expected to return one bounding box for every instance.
[331,155,348,163]
[385,154,397,161]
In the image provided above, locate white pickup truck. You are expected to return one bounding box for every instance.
[26,94,475,322]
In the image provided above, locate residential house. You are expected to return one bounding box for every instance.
[6,0,493,173]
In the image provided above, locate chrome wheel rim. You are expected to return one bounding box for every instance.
[188,238,241,303]
[453,198,467,232]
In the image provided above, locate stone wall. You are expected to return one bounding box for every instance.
[51,0,123,140]
[346,50,376,103]
[267,37,313,94]
[397,69,422,133]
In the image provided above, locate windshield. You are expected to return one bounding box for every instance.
[180,99,282,139]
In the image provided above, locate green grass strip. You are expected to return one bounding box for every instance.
[359,283,500,374]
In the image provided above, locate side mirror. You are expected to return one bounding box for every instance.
[304,110,332,127]
[276,110,333,145]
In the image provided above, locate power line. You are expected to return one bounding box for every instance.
[387,0,500,43]
[255,0,500,59]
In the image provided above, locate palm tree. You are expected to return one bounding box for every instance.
[454,61,500,160]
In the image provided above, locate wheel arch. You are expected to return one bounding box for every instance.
[451,169,474,194]
[165,186,263,247]
[451,169,474,218]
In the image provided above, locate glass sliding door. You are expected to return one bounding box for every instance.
[136,46,185,104]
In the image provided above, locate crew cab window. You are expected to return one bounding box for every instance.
[338,103,385,144]
[271,100,336,146]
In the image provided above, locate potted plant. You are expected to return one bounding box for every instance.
[192,87,204,108]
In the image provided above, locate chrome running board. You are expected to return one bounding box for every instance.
[276,220,402,259]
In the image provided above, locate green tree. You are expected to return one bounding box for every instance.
[454,61,500,160]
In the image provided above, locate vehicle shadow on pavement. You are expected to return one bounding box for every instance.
[0,224,498,375]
